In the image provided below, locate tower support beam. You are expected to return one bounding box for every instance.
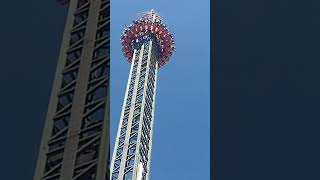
[34,0,110,179]
[111,40,158,180]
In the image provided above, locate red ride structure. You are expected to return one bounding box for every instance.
[121,9,175,66]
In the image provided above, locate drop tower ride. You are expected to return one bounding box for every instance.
[110,9,175,180]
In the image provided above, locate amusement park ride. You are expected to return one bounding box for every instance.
[110,9,175,180]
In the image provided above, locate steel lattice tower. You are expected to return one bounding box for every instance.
[110,10,175,180]
[33,0,110,179]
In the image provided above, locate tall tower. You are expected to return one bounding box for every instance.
[110,10,175,180]
[33,0,110,180]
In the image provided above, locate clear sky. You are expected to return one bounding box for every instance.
[110,0,210,179]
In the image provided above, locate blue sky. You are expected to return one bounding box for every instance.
[110,0,210,179]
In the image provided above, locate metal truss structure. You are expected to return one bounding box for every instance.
[33,0,110,179]
[110,10,175,180]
